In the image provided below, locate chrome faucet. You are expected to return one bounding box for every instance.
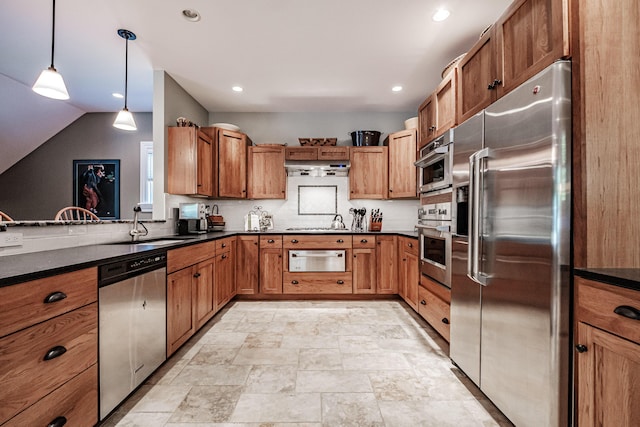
[129,206,148,241]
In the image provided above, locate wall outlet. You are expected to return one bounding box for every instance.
[0,232,23,247]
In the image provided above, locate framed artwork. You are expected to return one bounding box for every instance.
[73,160,120,219]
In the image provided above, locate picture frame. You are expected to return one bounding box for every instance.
[73,160,120,219]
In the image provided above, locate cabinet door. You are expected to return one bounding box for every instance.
[196,131,213,196]
[218,129,248,198]
[167,267,195,357]
[349,147,389,199]
[418,94,436,147]
[318,146,349,160]
[167,127,197,195]
[576,322,640,427]
[260,248,283,294]
[388,130,417,199]
[194,258,215,329]
[248,145,286,199]
[236,235,259,295]
[496,0,568,97]
[285,147,317,160]
[376,235,397,294]
[402,250,419,310]
[215,250,234,311]
[457,27,497,124]
[435,68,457,135]
[353,248,376,294]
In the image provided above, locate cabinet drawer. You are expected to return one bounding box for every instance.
[318,146,349,160]
[216,237,234,252]
[4,364,98,427]
[260,235,283,248]
[283,235,352,249]
[285,147,318,160]
[168,241,216,273]
[283,273,353,294]
[0,303,97,424]
[0,267,97,338]
[420,274,451,304]
[418,285,450,342]
[576,277,640,344]
[399,236,418,256]
[352,235,376,249]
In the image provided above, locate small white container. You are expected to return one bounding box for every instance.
[404,117,418,130]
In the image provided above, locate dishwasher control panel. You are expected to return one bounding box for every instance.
[99,253,167,287]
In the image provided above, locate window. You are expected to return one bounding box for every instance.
[139,141,153,212]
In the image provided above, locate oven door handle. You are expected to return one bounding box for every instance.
[414,146,448,167]
[468,147,490,286]
[415,223,450,233]
[290,252,344,258]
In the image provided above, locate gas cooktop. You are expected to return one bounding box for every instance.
[285,227,351,232]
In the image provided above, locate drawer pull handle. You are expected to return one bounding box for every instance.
[575,344,588,353]
[43,345,67,361]
[44,291,67,304]
[47,416,68,427]
[337,239,344,243]
[291,239,299,243]
[442,318,450,325]
[291,280,299,285]
[268,239,275,243]
[361,239,368,243]
[614,305,640,320]
[408,243,413,248]
[193,272,201,278]
[420,300,426,305]
[337,280,344,284]
[221,243,227,248]
[221,254,227,259]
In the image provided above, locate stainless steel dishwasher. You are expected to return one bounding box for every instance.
[98,252,167,420]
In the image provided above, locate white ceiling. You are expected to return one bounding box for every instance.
[0,0,511,173]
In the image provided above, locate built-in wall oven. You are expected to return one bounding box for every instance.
[416,190,452,288]
[414,129,454,193]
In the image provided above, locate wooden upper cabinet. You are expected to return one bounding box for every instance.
[318,146,349,160]
[248,145,286,199]
[285,146,349,161]
[285,147,318,160]
[457,27,497,124]
[388,129,418,199]
[216,128,249,198]
[349,147,388,199]
[435,68,458,136]
[496,0,569,97]
[167,127,214,197]
[418,94,436,148]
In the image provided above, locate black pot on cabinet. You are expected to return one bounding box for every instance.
[350,130,381,146]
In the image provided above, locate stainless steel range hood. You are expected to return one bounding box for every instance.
[285,160,350,177]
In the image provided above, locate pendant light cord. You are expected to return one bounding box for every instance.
[50,0,56,68]
[124,35,129,109]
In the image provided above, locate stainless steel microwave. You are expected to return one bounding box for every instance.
[414,129,454,194]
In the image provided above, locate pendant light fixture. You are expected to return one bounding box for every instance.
[32,0,69,100]
[113,29,137,131]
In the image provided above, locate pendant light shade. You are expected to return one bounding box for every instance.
[113,29,137,131]
[33,0,69,100]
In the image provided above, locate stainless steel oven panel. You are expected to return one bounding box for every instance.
[415,129,454,194]
[416,221,451,288]
[419,201,452,222]
[289,250,346,272]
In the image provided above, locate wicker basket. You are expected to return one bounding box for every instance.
[298,138,337,146]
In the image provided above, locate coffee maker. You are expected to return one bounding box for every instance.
[177,203,207,234]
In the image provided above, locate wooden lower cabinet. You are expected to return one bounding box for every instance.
[194,259,215,329]
[167,267,196,357]
[418,276,451,342]
[575,276,640,426]
[236,235,259,294]
[260,247,283,294]
[376,235,397,294]
[283,273,353,294]
[353,248,376,294]
[215,245,236,311]
[399,237,419,309]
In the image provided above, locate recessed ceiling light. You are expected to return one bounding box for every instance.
[112,92,124,99]
[182,9,201,22]
[392,86,403,92]
[232,86,243,92]
[432,8,450,22]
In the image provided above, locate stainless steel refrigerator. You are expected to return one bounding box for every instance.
[450,60,571,427]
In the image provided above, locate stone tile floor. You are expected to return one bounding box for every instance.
[102,300,513,427]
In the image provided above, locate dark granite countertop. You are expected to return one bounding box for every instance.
[0,230,418,287]
[574,268,640,292]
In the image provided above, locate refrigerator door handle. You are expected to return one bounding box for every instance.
[468,147,490,286]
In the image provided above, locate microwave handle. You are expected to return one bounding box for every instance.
[415,223,450,232]
[468,148,489,286]
[414,146,449,167]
